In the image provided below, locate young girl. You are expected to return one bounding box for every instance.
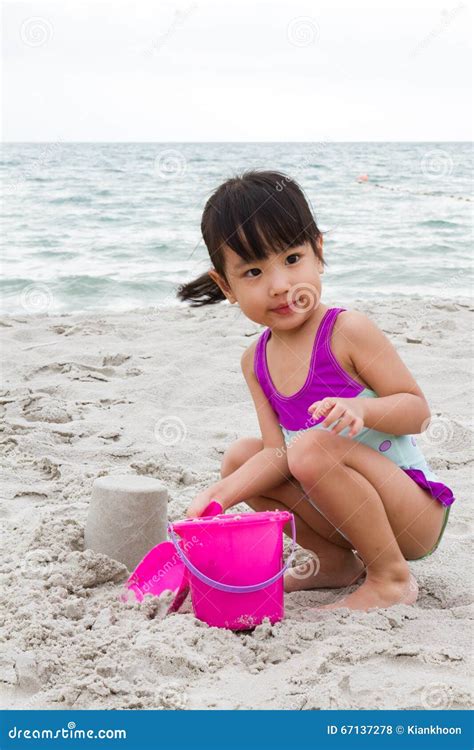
[177,170,455,613]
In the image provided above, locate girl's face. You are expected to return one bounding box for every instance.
[209,239,325,328]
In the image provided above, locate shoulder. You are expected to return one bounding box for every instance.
[240,338,259,379]
[334,308,381,341]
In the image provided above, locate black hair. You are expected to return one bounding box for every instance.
[177,169,326,306]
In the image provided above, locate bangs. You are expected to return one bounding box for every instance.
[202,171,320,268]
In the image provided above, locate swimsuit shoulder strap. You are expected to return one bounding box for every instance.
[313,306,347,355]
[253,327,272,394]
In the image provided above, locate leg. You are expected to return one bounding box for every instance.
[287,429,446,611]
[221,437,366,591]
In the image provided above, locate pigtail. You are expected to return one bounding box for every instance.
[177,271,226,307]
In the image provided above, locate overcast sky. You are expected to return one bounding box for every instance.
[2,0,472,141]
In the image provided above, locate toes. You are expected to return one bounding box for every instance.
[406,573,419,603]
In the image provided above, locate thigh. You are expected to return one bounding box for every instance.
[262,477,355,550]
[304,432,446,561]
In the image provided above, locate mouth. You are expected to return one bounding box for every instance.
[270,303,293,314]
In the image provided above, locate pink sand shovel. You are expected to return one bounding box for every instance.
[123,500,222,613]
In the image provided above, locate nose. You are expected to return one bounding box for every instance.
[268,268,290,297]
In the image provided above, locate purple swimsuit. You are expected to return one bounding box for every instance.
[254,306,455,507]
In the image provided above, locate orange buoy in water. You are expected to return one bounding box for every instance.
[357,174,369,182]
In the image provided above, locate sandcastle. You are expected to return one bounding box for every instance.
[84,474,168,571]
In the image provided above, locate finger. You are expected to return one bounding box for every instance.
[186,500,205,518]
[348,418,364,437]
[319,398,336,414]
[332,412,355,435]
[308,407,325,423]
[311,402,333,422]
[307,402,323,419]
[309,398,334,417]
[321,406,340,428]
[322,404,346,428]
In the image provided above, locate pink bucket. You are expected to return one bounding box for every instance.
[168,510,296,630]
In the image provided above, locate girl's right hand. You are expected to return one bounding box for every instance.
[185,486,225,518]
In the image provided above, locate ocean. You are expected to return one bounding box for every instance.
[1,141,472,315]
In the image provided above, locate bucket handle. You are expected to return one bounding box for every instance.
[167,513,297,594]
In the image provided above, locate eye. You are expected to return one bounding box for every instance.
[243,253,301,278]
[243,268,261,278]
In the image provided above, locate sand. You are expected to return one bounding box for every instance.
[0,296,472,710]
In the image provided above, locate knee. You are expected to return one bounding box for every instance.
[220,437,264,479]
[287,429,339,483]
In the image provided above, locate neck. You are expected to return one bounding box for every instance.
[269,303,329,347]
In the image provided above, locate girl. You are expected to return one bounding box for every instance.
[177,170,455,613]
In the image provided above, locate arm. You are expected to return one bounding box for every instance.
[189,343,292,515]
[342,311,431,435]
[213,446,292,511]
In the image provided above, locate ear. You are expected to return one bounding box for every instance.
[208,268,237,304]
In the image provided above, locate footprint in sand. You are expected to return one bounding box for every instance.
[97,429,122,442]
[22,396,73,423]
[36,456,62,480]
[50,320,116,337]
[102,354,131,367]
[29,360,140,382]
[2,491,47,523]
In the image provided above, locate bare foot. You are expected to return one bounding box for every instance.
[314,571,419,612]
[284,550,366,593]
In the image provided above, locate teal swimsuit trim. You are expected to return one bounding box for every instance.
[282,387,440,483]
[412,504,451,560]
[280,386,454,507]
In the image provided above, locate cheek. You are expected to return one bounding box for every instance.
[238,280,259,296]
[239,291,258,308]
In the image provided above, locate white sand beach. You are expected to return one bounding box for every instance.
[0,296,472,710]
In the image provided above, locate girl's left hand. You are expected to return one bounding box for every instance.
[307,397,365,438]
